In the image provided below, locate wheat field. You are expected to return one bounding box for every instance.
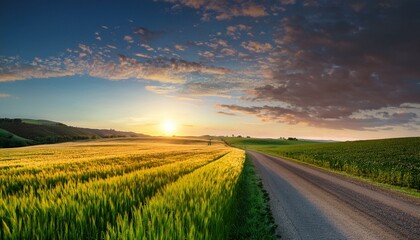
[0,137,245,239]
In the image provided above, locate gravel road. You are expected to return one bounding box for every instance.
[248,151,420,240]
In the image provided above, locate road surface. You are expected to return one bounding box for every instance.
[248,150,420,240]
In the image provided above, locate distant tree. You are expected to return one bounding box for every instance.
[246,136,250,138]
[237,135,242,138]
[0,118,12,123]
[287,137,298,141]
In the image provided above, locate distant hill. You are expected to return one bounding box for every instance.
[22,119,66,126]
[0,128,34,148]
[0,118,147,148]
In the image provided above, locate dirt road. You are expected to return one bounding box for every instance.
[248,151,420,240]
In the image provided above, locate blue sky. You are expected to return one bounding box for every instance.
[1,0,419,139]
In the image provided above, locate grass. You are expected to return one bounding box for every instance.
[225,137,420,193]
[21,119,63,126]
[229,155,277,240]
[0,137,277,239]
[224,137,314,150]
[0,129,33,148]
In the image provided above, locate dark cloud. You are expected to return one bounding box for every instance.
[133,27,164,42]
[162,0,268,20]
[219,104,418,130]
[244,0,420,129]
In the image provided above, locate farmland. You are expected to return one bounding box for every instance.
[225,137,420,191]
[0,137,275,239]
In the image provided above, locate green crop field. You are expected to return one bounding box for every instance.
[224,137,314,150]
[225,137,420,191]
[0,137,275,239]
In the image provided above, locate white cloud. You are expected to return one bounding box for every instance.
[123,35,134,43]
[241,41,273,53]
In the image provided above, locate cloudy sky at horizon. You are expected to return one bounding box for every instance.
[1,0,419,140]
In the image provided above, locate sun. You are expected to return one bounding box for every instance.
[162,120,176,135]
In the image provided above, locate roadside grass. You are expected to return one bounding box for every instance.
[230,155,278,240]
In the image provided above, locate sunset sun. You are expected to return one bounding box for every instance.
[162,120,176,135]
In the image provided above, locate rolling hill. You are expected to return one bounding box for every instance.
[0,128,34,148]
[0,118,147,148]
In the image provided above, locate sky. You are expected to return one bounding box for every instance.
[1,0,420,140]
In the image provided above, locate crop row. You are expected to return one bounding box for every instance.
[1,143,232,239]
[0,141,229,196]
[265,138,420,189]
[106,149,245,239]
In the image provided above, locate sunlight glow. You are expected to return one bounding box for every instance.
[162,120,176,135]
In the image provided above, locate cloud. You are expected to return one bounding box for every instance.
[280,0,296,5]
[78,44,93,54]
[239,0,420,129]
[351,2,366,12]
[0,57,75,82]
[3,0,418,132]
[227,24,252,39]
[0,70,74,82]
[174,44,186,51]
[198,51,215,59]
[164,0,268,20]
[106,44,117,49]
[217,111,237,116]
[217,39,228,47]
[173,96,202,101]
[220,48,236,56]
[0,93,11,98]
[133,27,164,42]
[178,77,242,98]
[0,53,230,84]
[216,2,268,20]
[135,53,152,58]
[87,56,229,83]
[219,104,419,130]
[123,35,134,43]
[145,85,176,94]
[241,41,272,53]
